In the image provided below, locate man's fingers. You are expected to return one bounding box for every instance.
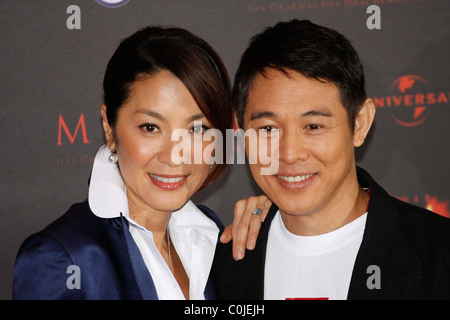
[246,196,271,249]
[229,195,273,260]
[246,214,262,250]
[232,196,258,260]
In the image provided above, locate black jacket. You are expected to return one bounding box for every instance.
[212,167,450,300]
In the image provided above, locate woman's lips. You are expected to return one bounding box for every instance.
[149,173,187,190]
[274,172,317,189]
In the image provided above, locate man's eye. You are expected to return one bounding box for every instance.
[139,123,160,133]
[259,126,278,133]
[306,124,322,131]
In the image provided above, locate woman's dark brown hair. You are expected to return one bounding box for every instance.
[103,26,232,188]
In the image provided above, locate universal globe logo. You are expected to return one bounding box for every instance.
[96,0,130,8]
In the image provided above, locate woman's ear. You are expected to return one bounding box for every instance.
[353,98,376,147]
[233,113,240,130]
[101,104,116,151]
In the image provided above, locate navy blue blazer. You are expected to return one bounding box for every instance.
[13,200,224,300]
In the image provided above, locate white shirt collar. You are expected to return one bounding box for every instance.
[88,145,129,219]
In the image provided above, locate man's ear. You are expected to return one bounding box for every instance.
[100,104,116,151]
[353,98,376,147]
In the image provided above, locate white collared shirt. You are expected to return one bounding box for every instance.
[88,145,220,300]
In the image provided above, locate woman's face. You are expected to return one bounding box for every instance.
[102,71,213,214]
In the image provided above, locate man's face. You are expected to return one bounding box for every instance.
[244,69,362,221]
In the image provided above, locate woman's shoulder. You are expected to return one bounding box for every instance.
[13,200,128,299]
[34,200,102,242]
[13,202,92,299]
[196,204,224,233]
[17,200,122,260]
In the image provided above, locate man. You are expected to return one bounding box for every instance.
[213,19,450,300]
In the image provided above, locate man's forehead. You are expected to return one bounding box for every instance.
[246,70,341,115]
[253,67,335,87]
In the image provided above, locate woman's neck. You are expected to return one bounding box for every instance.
[126,189,172,250]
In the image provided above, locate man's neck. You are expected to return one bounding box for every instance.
[279,182,370,237]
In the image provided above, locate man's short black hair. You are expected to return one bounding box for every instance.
[233,19,367,132]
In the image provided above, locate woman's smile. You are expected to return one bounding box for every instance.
[149,173,188,190]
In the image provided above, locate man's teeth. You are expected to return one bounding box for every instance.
[149,174,185,183]
[277,174,314,182]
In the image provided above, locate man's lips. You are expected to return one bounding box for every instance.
[149,173,187,190]
[274,172,317,189]
[276,173,315,182]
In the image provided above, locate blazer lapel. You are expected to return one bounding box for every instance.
[347,238,421,299]
[347,168,422,299]
[118,216,159,300]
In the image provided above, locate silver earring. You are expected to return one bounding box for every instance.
[108,150,118,164]
[209,160,215,173]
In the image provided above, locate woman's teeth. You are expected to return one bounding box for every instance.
[149,174,185,183]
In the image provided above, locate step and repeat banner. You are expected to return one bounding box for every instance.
[0,0,448,298]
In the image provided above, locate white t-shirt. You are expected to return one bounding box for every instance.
[264,211,367,300]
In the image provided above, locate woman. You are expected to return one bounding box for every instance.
[13,26,269,300]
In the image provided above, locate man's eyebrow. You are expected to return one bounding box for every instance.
[249,111,277,121]
[249,110,332,121]
[300,110,333,117]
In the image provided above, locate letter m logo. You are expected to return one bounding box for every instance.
[57,113,90,146]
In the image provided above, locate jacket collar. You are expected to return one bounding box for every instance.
[347,167,422,299]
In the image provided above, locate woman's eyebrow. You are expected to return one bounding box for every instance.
[135,109,167,121]
[187,113,206,122]
[136,110,206,124]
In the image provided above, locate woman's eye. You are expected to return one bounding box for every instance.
[190,125,209,135]
[139,123,160,133]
